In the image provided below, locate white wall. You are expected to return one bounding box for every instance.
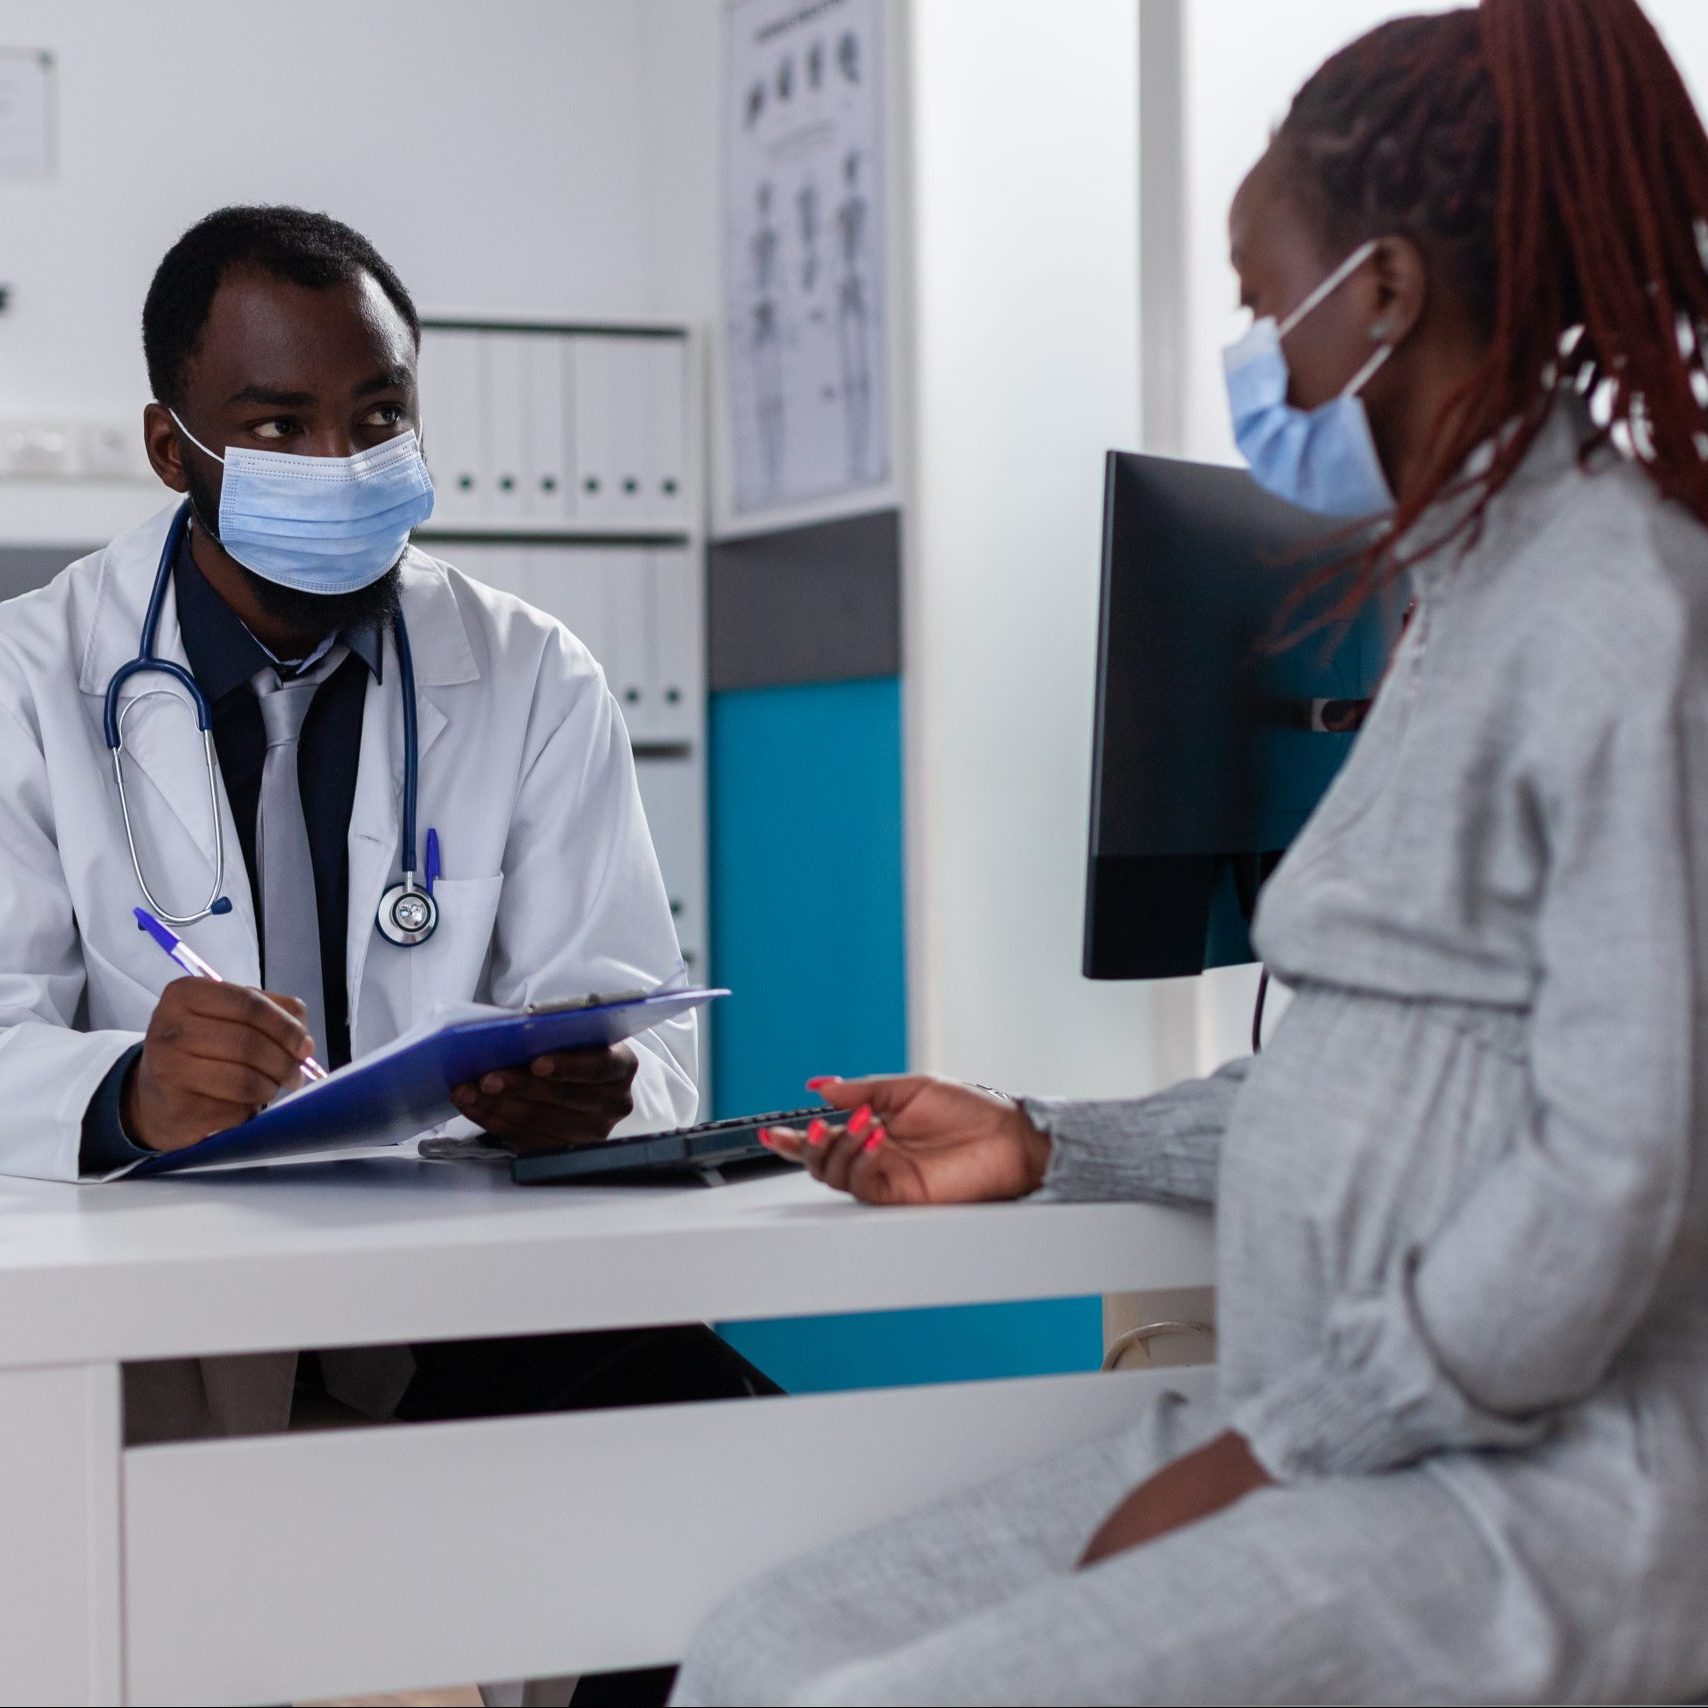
[903,0,1155,1099]
[0,0,721,542]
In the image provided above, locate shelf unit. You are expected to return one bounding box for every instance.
[415,317,709,1101]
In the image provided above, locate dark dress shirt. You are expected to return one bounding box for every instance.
[80,536,382,1170]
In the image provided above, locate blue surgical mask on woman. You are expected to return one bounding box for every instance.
[1222,238,1398,517]
[169,412,436,594]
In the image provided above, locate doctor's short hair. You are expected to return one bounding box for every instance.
[142,205,420,408]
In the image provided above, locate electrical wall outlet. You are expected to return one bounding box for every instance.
[0,419,149,480]
[0,420,76,476]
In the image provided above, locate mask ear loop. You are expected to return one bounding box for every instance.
[1274,238,1396,402]
[166,408,226,466]
[1276,237,1382,340]
[1342,339,1395,399]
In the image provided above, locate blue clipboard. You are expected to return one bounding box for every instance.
[128,987,726,1177]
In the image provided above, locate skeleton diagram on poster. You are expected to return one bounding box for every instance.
[723,0,891,518]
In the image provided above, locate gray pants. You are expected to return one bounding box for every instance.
[671,1389,1694,1706]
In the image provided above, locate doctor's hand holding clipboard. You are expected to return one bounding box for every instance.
[128,907,643,1158]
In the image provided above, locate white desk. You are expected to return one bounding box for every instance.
[0,1158,1214,1706]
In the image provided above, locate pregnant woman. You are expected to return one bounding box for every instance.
[674,1,1708,1702]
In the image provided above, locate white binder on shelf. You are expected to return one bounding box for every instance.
[599,547,651,732]
[569,335,622,526]
[633,753,707,978]
[645,338,690,529]
[648,547,700,745]
[530,545,613,673]
[483,333,532,528]
[418,328,487,527]
[526,333,575,525]
[437,540,493,595]
[607,338,651,526]
[447,541,525,603]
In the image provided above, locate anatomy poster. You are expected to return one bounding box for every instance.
[722,0,891,518]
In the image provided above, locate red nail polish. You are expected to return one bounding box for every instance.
[862,1127,886,1153]
[808,1118,828,1144]
[758,1129,776,1147]
[848,1104,873,1135]
[806,1076,837,1091]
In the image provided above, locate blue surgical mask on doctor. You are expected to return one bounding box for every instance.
[169,410,436,594]
[1223,238,1399,517]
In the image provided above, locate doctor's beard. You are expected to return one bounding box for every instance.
[185,462,404,639]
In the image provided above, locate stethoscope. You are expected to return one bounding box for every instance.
[104,498,440,948]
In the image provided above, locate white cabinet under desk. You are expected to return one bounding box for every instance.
[414,317,710,1098]
[0,1166,1215,1705]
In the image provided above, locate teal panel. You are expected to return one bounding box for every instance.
[708,678,1100,1391]
[719,1297,1104,1395]
[708,678,908,1112]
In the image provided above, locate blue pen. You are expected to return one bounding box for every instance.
[425,827,441,897]
[133,906,329,1081]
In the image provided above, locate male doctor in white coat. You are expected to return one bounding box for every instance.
[0,208,774,1482]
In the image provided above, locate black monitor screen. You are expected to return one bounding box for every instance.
[1084,452,1397,980]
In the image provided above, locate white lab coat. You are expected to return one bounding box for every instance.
[0,501,698,1177]
[0,504,701,1436]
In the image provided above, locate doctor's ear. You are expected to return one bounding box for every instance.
[1368,235,1427,348]
[142,402,190,493]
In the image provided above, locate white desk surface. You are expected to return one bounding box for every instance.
[0,1158,1218,1703]
[0,1157,1214,1368]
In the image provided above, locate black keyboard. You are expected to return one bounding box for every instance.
[510,1106,828,1186]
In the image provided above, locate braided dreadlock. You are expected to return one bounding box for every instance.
[1276,0,1708,616]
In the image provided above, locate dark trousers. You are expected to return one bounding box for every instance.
[395,1322,780,1422]
[390,1325,782,1706]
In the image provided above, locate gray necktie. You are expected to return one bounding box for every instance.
[250,646,347,1061]
[253,647,420,1419]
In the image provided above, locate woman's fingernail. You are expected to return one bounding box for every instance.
[848,1104,873,1135]
[862,1126,886,1154]
[806,1076,837,1091]
[758,1129,777,1148]
[808,1118,829,1144]
[482,1073,505,1095]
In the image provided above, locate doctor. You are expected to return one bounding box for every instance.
[0,207,768,1452]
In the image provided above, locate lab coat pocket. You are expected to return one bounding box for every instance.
[406,873,506,1023]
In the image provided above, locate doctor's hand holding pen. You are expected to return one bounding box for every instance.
[122,979,319,1152]
[760,1074,1054,1205]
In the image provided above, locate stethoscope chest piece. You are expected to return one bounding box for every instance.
[377,880,438,947]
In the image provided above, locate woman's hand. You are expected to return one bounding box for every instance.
[1078,1431,1273,1567]
[761,1073,1052,1204]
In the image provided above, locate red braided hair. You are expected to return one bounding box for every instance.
[1276,0,1708,620]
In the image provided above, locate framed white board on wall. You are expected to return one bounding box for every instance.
[714,0,902,538]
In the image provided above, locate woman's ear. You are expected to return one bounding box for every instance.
[1370,234,1427,346]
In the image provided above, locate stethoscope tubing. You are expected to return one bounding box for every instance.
[106,498,425,931]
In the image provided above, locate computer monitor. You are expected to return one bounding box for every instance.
[1083,451,1397,980]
